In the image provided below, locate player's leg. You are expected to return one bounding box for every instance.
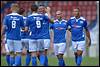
[22,39,31,66]
[53,43,59,65]
[37,51,40,61]
[5,43,10,66]
[72,41,78,65]
[76,41,85,66]
[57,43,66,66]
[7,39,15,66]
[37,39,45,66]
[43,39,50,66]
[14,40,22,66]
[29,39,37,66]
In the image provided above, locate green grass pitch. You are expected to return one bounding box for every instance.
[1,55,99,66]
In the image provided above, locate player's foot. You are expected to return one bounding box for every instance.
[12,64,16,66]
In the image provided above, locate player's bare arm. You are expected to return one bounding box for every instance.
[45,6,54,23]
[85,29,91,47]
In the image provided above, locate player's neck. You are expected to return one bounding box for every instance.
[75,15,80,19]
[32,11,37,14]
[58,18,62,21]
[12,11,17,13]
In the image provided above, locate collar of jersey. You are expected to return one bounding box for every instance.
[8,12,19,15]
[32,13,39,16]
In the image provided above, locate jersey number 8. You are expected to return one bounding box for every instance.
[36,21,41,28]
[12,20,16,28]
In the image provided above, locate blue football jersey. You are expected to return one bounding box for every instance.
[40,13,50,39]
[67,16,88,41]
[3,12,24,40]
[26,13,49,39]
[21,16,29,39]
[50,19,68,43]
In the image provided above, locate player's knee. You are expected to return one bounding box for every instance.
[16,52,22,55]
[44,50,48,55]
[36,51,40,56]
[31,52,37,57]
[77,50,83,56]
[10,51,15,56]
[58,54,63,59]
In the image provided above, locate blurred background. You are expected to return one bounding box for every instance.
[1,1,99,66]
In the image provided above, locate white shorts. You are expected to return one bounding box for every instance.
[43,39,50,50]
[53,43,66,56]
[7,39,22,52]
[72,40,85,52]
[21,39,29,50]
[29,39,44,52]
[5,43,9,53]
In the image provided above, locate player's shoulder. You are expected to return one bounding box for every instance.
[22,16,27,19]
[7,13,23,17]
[70,16,75,20]
[45,13,48,16]
[62,19,67,22]
[28,13,40,17]
[79,16,86,21]
[54,19,58,22]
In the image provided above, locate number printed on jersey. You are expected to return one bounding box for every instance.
[12,20,16,28]
[36,20,41,28]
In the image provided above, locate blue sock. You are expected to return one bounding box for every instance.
[58,58,65,66]
[6,55,10,66]
[25,53,31,66]
[39,54,45,65]
[10,56,15,66]
[32,56,37,66]
[77,55,82,66]
[75,55,77,64]
[44,55,48,66]
[37,55,40,61]
[15,55,21,66]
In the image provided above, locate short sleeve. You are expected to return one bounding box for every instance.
[83,20,89,31]
[50,23,54,29]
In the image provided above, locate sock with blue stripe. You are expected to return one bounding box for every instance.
[77,55,82,66]
[6,55,10,66]
[32,56,37,66]
[44,55,48,66]
[25,53,31,66]
[39,54,45,65]
[10,56,15,66]
[58,58,65,66]
[15,55,21,66]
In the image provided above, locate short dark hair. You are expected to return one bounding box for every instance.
[73,8,80,12]
[18,8,25,15]
[31,4,38,12]
[39,4,46,7]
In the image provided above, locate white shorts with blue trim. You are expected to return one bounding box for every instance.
[29,39,44,52]
[43,39,50,50]
[7,39,22,52]
[53,43,66,55]
[21,39,29,50]
[72,40,85,52]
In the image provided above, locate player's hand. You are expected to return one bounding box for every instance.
[45,7,51,13]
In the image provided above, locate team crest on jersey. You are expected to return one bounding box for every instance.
[80,21,83,24]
